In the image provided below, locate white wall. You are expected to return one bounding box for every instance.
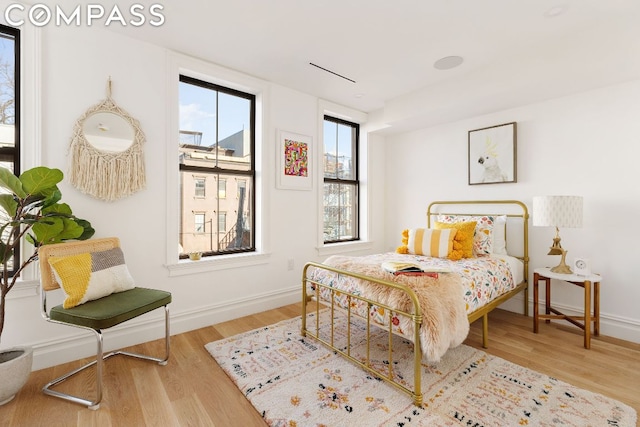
[2,25,387,369]
[380,79,640,343]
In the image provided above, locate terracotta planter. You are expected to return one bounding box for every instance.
[0,346,33,405]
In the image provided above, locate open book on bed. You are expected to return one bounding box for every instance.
[381,261,451,277]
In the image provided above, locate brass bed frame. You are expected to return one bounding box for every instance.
[301,200,529,407]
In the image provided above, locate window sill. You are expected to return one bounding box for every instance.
[165,251,271,277]
[316,240,374,257]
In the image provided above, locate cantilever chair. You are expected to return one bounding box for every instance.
[38,237,171,410]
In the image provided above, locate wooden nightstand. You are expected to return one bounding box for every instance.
[533,267,601,349]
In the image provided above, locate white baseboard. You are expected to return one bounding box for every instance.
[31,285,300,370]
[498,294,640,344]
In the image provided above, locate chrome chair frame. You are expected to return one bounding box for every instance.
[38,237,171,410]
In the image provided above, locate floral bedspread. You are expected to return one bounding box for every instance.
[307,252,516,341]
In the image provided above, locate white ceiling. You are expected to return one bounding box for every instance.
[103,0,640,132]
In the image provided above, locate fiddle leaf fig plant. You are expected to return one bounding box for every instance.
[0,166,94,342]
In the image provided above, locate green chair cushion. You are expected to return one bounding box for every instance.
[49,287,171,330]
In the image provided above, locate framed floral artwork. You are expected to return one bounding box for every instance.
[276,130,312,190]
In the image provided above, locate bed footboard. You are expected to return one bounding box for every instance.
[302,262,425,407]
[301,262,529,406]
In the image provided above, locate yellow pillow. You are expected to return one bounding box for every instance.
[49,247,135,309]
[395,228,457,258]
[434,221,477,260]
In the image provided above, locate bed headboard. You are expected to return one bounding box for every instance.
[426,200,529,281]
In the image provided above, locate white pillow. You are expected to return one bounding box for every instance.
[492,215,508,255]
[437,214,508,256]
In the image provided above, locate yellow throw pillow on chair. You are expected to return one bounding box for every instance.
[48,247,135,309]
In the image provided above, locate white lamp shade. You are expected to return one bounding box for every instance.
[532,196,583,228]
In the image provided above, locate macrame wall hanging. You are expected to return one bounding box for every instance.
[69,77,146,202]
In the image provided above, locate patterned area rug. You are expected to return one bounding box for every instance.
[205,311,637,426]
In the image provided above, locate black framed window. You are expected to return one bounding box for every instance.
[178,75,255,257]
[323,116,359,243]
[0,24,20,274]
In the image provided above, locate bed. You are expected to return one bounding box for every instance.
[301,200,529,406]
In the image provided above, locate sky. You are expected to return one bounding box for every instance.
[0,34,15,126]
[179,81,250,147]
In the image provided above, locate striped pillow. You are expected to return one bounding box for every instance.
[48,247,135,309]
[405,228,457,258]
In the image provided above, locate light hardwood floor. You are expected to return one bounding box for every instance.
[1,302,638,426]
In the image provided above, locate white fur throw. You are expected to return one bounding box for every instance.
[321,255,470,362]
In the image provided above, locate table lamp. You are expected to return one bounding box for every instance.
[532,196,583,274]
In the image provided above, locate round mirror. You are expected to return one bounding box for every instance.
[82,111,135,153]
[69,92,146,202]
